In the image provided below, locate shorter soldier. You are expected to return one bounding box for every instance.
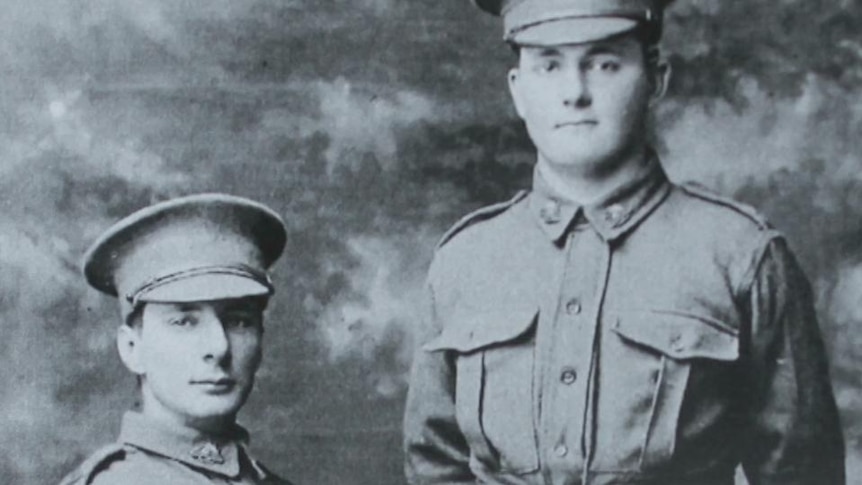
[60,194,292,485]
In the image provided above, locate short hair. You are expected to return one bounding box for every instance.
[125,304,144,328]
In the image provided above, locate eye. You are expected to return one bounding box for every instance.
[535,59,560,73]
[585,57,621,73]
[599,60,620,72]
[168,315,196,327]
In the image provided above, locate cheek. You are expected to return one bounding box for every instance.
[515,79,553,120]
[138,330,183,370]
[233,335,263,370]
[524,92,556,122]
[142,344,187,377]
[598,81,649,127]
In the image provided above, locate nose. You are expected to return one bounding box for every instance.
[198,310,230,364]
[562,68,591,109]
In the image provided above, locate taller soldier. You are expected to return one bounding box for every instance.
[403,1,845,484]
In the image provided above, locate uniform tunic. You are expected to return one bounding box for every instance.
[404,155,844,484]
[60,412,291,485]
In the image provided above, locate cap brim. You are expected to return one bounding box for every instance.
[508,17,637,45]
[137,273,272,303]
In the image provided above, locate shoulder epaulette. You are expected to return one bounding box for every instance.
[680,182,771,230]
[437,191,528,249]
[58,444,126,485]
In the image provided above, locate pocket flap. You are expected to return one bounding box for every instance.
[610,311,738,361]
[424,307,539,354]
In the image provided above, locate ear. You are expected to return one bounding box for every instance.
[507,67,527,119]
[117,325,145,375]
[648,53,671,103]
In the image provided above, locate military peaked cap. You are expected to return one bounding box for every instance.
[472,0,673,45]
[83,193,287,319]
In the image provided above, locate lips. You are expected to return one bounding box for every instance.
[555,120,597,128]
[191,377,236,393]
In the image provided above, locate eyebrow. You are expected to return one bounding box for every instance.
[171,302,203,312]
[536,47,563,58]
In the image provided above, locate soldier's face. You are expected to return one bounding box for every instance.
[118,298,265,430]
[508,34,664,176]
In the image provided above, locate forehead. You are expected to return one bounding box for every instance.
[519,34,642,58]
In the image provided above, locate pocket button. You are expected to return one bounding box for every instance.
[554,444,568,457]
[560,367,577,385]
[565,299,582,315]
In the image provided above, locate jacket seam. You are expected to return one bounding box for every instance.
[737,230,783,298]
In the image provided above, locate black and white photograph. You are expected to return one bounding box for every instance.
[0,1,859,484]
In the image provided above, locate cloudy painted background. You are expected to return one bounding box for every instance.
[0,1,859,483]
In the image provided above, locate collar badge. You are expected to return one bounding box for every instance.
[540,200,562,224]
[190,442,225,465]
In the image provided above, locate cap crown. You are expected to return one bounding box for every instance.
[83,194,286,316]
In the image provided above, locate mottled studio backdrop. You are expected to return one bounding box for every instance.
[0,1,859,484]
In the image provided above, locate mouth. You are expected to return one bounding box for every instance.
[191,377,236,394]
[555,120,597,129]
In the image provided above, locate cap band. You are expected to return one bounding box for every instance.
[125,264,274,306]
[488,0,665,45]
[506,9,649,39]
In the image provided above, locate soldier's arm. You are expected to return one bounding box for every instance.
[741,235,845,485]
[403,283,474,484]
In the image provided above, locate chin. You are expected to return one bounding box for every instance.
[544,142,627,170]
[184,396,245,421]
[546,152,606,171]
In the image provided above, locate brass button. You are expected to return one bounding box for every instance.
[554,444,568,457]
[565,299,581,315]
[604,204,624,225]
[560,368,577,385]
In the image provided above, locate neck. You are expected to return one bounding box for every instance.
[537,144,649,205]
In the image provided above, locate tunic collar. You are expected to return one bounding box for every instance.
[118,411,250,478]
[528,150,671,243]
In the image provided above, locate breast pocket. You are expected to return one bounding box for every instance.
[607,310,739,471]
[424,308,540,475]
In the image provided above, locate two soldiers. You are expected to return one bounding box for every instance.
[404,0,845,483]
[61,1,845,484]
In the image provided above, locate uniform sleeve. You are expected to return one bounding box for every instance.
[403,281,475,484]
[741,235,845,484]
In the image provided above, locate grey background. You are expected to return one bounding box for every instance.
[0,1,859,484]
